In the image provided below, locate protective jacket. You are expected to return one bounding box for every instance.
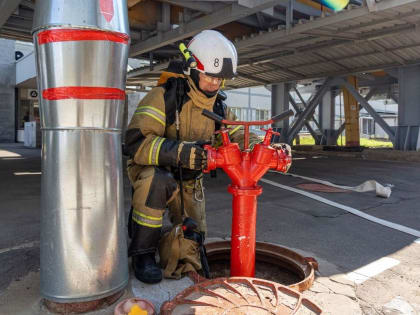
[124,66,259,183]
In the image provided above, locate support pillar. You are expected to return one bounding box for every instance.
[0,39,15,142]
[396,65,420,151]
[271,83,290,143]
[342,76,360,147]
[319,88,336,145]
[34,0,129,308]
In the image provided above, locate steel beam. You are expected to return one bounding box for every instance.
[291,1,322,17]
[367,41,406,65]
[287,77,335,143]
[271,83,291,142]
[337,78,395,141]
[293,86,322,130]
[311,51,351,71]
[239,23,417,67]
[3,15,32,30]
[127,0,143,8]
[129,0,286,57]
[289,93,320,141]
[20,0,34,9]
[127,60,170,78]
[364,0,377,12]
[0,0,21,29]
[237,71,271,85]
[288,42,420,72]
[390,93,399,104]
[235,1,419,52]
[160,0,218,13]
[286,0,293,30]
[266,62,305,77]
[235,6,370,50]
[335,87,378,139]
[375,0,420,11]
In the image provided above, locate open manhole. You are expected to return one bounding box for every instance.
[191,241,318,293]
[161,277,322,314]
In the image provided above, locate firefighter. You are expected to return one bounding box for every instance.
[124,30,280,284]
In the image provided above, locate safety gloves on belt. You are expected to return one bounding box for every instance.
[157,138,207,171]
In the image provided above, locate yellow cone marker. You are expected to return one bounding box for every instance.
[128,304,148,315]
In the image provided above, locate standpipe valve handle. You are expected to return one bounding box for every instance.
[202,109,294,150]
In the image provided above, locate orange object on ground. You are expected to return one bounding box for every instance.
[128,304,147,315]
[114,298,155,315]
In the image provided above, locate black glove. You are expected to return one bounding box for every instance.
[158,138,208,170]
[177,141,207,170]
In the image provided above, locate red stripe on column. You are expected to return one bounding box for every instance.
[38,29,129,45]
[42,87,125,100]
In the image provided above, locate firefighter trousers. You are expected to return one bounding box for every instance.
[128,166,206,257]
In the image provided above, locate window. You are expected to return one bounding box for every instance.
[361,118,374,135]
[230,107,242,120]
[256,109,269,121]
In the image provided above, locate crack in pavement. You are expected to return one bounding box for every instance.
[356,293,384,315]
[310,279,358,302]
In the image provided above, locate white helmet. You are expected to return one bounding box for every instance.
[187,30,238,79]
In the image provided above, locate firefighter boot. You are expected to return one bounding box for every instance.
[132,253,162,284]
[129,223,162,284]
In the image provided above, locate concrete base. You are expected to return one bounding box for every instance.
[44,291,124,314]
[131,275,194,312]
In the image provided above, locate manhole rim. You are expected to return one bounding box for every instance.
[192,241,318,293]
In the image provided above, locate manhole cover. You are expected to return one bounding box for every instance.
[161,277,322,314]
[296,183,349,193]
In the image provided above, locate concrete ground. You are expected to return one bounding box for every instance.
[0,143,419,314]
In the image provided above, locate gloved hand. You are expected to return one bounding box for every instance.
[271,143,292,172]
[177,141,207,170]
[271,143,291,157]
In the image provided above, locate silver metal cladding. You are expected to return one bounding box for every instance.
[33,0,129,34]
[40,130,128,302]
[33,0,130,302]
[41,99,124,130]
[37,41,127,91]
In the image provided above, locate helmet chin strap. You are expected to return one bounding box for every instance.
[189,69,218,98]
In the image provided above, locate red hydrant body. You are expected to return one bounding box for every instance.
[204,122,292,277]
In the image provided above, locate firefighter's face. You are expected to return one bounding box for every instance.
[199,72,222,93]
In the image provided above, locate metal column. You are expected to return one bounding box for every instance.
[396,65,420,151]
[342,76,360,147]
[319,88,336,145]
[33,0,129,303]
[271,83,290,142]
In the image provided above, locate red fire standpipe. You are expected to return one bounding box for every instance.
[203,109,293,277]
[33,0,130,303]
